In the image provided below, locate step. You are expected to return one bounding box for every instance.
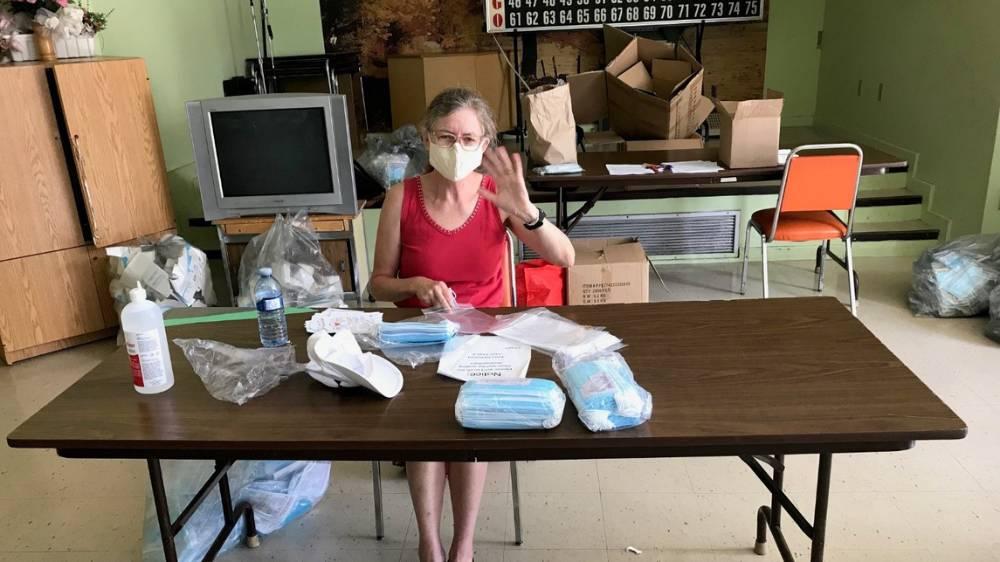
[853,220,940,242]
[856,188,922,208]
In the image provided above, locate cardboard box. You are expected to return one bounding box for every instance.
[604,26,714,140]
[714,92,784,168]
[567,238,649,306]
[624,134,705,151]
[387,52,515,131]
[583,130,625,152]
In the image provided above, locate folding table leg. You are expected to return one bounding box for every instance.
[148,459,179,562]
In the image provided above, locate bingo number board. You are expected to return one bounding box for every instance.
[485,0,763,33]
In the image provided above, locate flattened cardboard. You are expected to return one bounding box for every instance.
[715,93,784,169]
[567,237,649,306]
[567,71,608,124]
[652,59,693,98]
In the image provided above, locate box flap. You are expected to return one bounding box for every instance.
[603,25,635,64]
[727,98,784,120]
[618,61,654,93]
[568,71,608,124]
[606,37,638,77]
[572,238,646,265]
[692,95,715,127]
[636,36,677,63]
[652,59,693,98]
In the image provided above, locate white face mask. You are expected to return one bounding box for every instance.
[429,143,483,183]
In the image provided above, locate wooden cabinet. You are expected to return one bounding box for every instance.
[54,59,175,247]
[0,58,175,363]
[0,66,84,261]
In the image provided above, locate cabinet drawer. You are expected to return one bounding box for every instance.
[0,247,106,353]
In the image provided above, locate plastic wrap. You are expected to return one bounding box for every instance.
[553,350,652,432]
[986,285,1000,343]
[456,379,566,430]
[356,125,429,189]
[422,304,507,335]
[107,234,217,312]
[909,234,1000,317]
[236,211,345,308]
[173,339,301,405]
[141,460,331,562]
[493,308,622,358]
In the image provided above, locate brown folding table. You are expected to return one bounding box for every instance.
[6,298,965,562]
[526,127,910,231]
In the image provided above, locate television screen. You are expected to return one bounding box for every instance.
[211,108,334,197]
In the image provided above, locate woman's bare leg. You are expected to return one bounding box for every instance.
[407,461,448,562]
[447,462,489,562]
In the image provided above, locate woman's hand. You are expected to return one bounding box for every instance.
[480,147,538,224]
[408,277,454,310]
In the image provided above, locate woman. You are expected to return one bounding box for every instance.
[370,88,574,562]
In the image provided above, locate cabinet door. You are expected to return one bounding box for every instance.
[53,59,175,247]
[0,246,106,353]
[0,66,85,261]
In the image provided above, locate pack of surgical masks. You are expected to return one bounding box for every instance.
[455,379,566,430]
[493,308,622,358]
[553,350,652,432]
[378,320,458,346]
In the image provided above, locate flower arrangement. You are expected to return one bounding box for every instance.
[0,0,109,61]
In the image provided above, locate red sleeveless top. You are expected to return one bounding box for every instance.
[396,175,507,308]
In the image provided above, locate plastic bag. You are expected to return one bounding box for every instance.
[422,304,507,335]
[516,259,566,306]
[552,350,652,432]
[356,125,429,189]
[173,339,302,405]
[456,379,566,430]
[236,211,345,308]
[909,234,1000,317]
[493,308,622,358]
[141,460,331,562]
[107,234,217,313]
[986,285,1000,343]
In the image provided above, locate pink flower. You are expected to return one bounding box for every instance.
[55,0,69,6]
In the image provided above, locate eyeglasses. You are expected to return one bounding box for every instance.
[429,130,487,152]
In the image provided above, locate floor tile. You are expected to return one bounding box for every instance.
[0,495,143,552]
[607,547,720,561]
[601,493,757,551]
[506,493,605,550]
[508,548,609,562]
[597,459,692,494]
[516,460,599,494]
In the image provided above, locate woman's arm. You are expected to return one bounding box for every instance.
[480,148,575,267]
[369,184,455,308]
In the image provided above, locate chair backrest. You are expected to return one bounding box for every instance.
[771,143,864,238]
[500,229,517,307]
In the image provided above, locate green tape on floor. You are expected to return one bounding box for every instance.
[164,307,314,327]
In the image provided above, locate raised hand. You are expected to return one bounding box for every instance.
[479,146,538,224]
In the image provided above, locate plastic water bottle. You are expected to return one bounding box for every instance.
[255,267,289,347]
[121,282,175,394]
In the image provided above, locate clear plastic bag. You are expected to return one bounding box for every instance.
[552,350,652,432]
[173,339,302,405]
[372,319,459,368]
[141,460,331,562]
[456,379,566,430]
[356,125,429,189]
[107,234,217,313]
[236,211,345,308]
[421,304,507,335]
[909,234,1000,317]
[986,285,1000,343]
[493,308,622,358]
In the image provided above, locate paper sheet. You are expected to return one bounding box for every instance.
[438,335,531,382]
[606,164,654,176]
[664,160,725,173]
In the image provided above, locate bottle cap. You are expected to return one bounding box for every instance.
[258,267,273,277]
[129,282,147,303]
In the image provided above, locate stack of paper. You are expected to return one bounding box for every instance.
[664,160,725,173]
[606,164,654,176]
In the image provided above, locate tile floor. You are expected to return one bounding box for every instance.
[2,257,999,562]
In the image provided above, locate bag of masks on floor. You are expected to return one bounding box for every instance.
[456,379,566,430]
[106,234,217,313]
[236,211,344,308]
[986,285,1000,344]
[141,460,330,562]
[909,234,1000,317]
[553,350,652,432]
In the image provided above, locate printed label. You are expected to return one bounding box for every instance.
[125,329,166,388]
[257,296,283,312]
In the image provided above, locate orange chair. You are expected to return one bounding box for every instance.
[739,144,864,316]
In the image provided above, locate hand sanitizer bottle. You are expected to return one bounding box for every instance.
[121,282,175,394]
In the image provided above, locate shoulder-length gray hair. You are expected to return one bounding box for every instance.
[419,87,498,147]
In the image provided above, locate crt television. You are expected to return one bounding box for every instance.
[186,93,357,220]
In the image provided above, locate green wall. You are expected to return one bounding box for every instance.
[762,0,825,126]
[223,0,325,72]
[813,0,1000,238]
